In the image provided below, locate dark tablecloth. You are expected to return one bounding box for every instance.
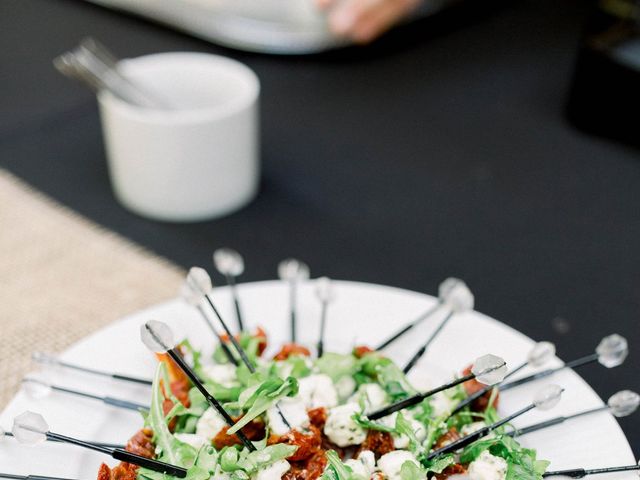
[1,0,638,452]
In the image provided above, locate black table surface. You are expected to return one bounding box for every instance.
[2,0,639,453]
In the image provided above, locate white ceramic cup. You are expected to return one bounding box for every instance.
[98,52,260,222]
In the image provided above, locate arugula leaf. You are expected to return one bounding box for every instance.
[226,376,298,434]
[316,353,358,382]
[395,413,425,456]
[352,412,396,433]
[219,444,297,474]
[423,454,456,474]
[399,460,427,479]
[460,435,549,480]
[356,355,416,402]
[148,363,181,465]
[320,450,367,480]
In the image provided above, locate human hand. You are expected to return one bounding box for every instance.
[317,0,422,44]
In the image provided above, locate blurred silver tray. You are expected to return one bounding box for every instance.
[83,0,345,54]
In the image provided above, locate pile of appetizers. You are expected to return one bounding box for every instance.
[5,253,638,480]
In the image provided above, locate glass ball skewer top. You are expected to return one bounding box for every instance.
[12,411,48,446]
[277,259,310,282]
[31,352,60,366]
[315,277,336,304]
[186,267,214,296]
[441,280,474,313]
[527,341,556,367]
[533,385,564,410]
[140,320,176,354]
[438,277,465,300]
[471,354,508,385]
[213,248,244,277]
[596,334,628,368]
[21,379,52,400]
[608,390,640,417]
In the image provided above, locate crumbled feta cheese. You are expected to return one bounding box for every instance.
[254,459,291,480]
[358,450,376,472]
[297,374,339,409]
[385,413,427,449]
[343,449,377,476]
[196,407,227,441]
[212,466,231,480]
[430,391,457,417]
[344,459,370,477]
[201,363,237,387]
[377,451,420,480]
[460,421,486,437]
[468,451,508,480]
[174,433,207,450]
[335,375,357,400]
[324,403,367,447]
[348,383,388,413]
[266,397,309,435]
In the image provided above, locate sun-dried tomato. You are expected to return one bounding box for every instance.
[126,428,155,459]
[462,365,500,412]
[356,430,395,459]
[274,426,322,461]
[283,449,328,480]
[434,427,461,450]
[212,417,266,449]
[273,343,312,361]
[307,407,327,430]
[434,463,467,479]
[353,345,375,358]
[221,327,268,356]
[97,463,138,480]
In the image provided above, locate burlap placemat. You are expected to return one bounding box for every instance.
[0,169,185,407]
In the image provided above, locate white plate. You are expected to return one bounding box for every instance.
[0,280,635,478]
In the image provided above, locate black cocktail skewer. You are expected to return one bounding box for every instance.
[0,473,75,480]
[180,280,238,366]
[375,277,464,351]
[213,248,246,332]
[367,354,507,420]
[184,268,292,430]
[21,378,149,412]
[543,462,640,478]
[508,389,639,437]
[426,385,564,460]
[11,411,187,478]
[2,428,124,449]
[141,320,256,451]
[500,334,628,392]
[450,341,556,416]
[314,277,335,358]
[278,259,310,344]
[31,352,152,386]
[185,267,254,371]
[402,281,475,374]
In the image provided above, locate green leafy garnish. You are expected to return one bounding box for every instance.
[226,376,298,434]
[321,450,367,480]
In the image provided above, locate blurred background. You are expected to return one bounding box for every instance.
[1,0,639,452]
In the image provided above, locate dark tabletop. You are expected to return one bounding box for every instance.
[2,0,639,453]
